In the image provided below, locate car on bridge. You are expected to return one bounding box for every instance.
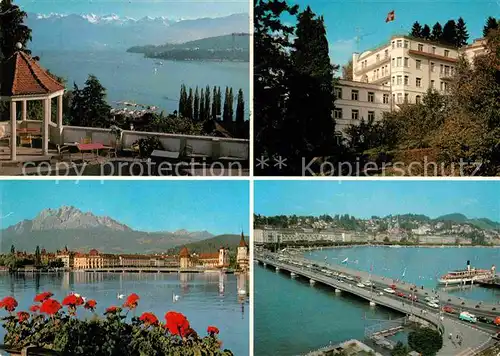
[427,302,440,309]
[477,316,494,324]
[384,288,395,294]
[407,294,418,302]
[396,291,405,297]
[442,305,454,313]
[493,331,500,340]
[459,311,477,323]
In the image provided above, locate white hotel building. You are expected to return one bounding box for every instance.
[334,35,486,133]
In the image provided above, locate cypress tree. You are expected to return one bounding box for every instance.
[204,85,211,121]
[187,87,193,120]
[421,25,431,40]
[35,245,41,267]
[236,89,244,123]
[223,87,230,123]
[193,87,200,121]
[211,86,217,120]
[455,17,469,47]
[10,245,15,254]
[483,16,499,37]
[442,20,457,45]
[216,87,222,119]
[199,88,205,121]
[431,22,443,42]
[410,21,423,38]
[178,84,183,117]
[228,87,234,122]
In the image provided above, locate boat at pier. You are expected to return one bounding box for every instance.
[438,260,495,285]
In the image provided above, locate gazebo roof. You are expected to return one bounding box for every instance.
[1,50,65,97]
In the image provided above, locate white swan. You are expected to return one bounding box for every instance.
[117,294,124,299]
[238,289,246,295]
[172,293,180,302]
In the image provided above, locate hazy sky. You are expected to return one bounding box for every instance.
[254,180,500,221]
[16,0,248,20]
[0,180,249,234]
[284,0,499,66]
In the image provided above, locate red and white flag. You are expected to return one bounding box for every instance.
[385,10,395,23]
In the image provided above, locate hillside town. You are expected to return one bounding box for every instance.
[254,214,500,245]
[0,233,249,272]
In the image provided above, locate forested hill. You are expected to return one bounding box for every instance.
[127,34,249,62]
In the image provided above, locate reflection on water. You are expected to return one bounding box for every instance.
[0,271,249,355]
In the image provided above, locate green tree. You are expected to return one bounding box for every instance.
[199,88,205,121]
[193,87,200,121]
[187,87,193,120]
[483,16,499,37]
[410,21,423,38]
[211,86,218,120]
[223,87,230,123]
[216,87,222,119]
[10,245,15,254]
[69,75,111,127]
[0,0,32,59]
[178,84,187,117]
[455,17,469,47]
[442,20,457,45]
[391,341,409,356]
[228,87,234,122]
[341,59,353,80]
[431,22,443,42]
[421,24,431,40]
[204,85,211,121]
[34,245,41,267]
[408,328,443,356]
[236,89,245,123]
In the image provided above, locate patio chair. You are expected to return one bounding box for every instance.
[0,126,11,153]
[56,144,72,162]
[81,137,92,144]
[20,134,33,148]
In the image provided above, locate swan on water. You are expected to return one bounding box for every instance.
[173,293,180,302]
[117,294,125,299]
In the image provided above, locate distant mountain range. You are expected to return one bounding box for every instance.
[0,206,234,254]
[24,12,249,51]
[434,213,500,230]
[169,234,248,255]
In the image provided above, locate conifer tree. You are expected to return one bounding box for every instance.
[223,87,230,123]
[204,85,211,121]
[187,87,193,120]
[228,87,234,122]
[211,86,218,120]
[0,0,32,59]
[455,17,469,47]
[193,87,200,121]
[442,20,457,45]
[199,88,205,121]
[410,21,423,38]
[35,245,41,267]
[216,87,222,119]
[178,84,186,117]
[236,89,245,123]
[421,25,431,40]
[483,16,499,37]
[431,22,443,42]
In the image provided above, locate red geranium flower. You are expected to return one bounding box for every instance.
[207,326,219,335]
[165,311,190,337]
[34,292,53,303]
[0,296,18,312]
[40,299,62,315]
[139,312,159,326]
[29,305,40,312]
[62,294,84,307]
[105,306,120,314]
[84,299,97,311]
[123,293,140,309]
[17,311,30,322]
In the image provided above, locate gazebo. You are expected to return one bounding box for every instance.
[0,44,65,161]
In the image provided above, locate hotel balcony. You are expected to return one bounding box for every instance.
[439,72,454,81]
[354,56,391,76]
[408,49,457,64]
[369,74,391,85]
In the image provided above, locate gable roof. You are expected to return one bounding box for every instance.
[1,51,65,96]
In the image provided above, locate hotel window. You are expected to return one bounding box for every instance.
[397,75,402,85]
[404,40,409,48]
[444,66,450,75]
[397,57,402,67]
[383,94,389,104]
[431,62,435,72]
[416,59,421,69]
[376,54,380,62]
[418,44,424,51]
[334,108,343,119]
[392,94,395,103]
[335,87,342,99]
[404,93,409,103]
[368,92,374,102]
[392,76,395,85]
[373,70,376,79]
[397,93,402,103]
[392,41,395,49]
[444,50,449,57]
[431,80,435,88]
[440,81,444,91]
[392,58,395,67]
[368,111,375,120]
[432,46,436,54]
[451,67,454,75]
[376,69,380,78]
[351,90,359,101]
[416,95,421,104]
[440,64,444,74]
[416,77,421,87]
[397,40,402,48]
[404,57,409,67]
[444,82,449,91]
[385,49,389,58]
[381,66,385,76]
[404,76,409,85]
[352,109,359,120]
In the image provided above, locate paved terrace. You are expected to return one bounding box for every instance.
[256,253,499,356]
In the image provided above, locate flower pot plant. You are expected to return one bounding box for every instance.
[0,293,233,356]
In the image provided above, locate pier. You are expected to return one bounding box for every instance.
[255,252,499,356]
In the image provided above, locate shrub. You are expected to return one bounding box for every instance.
[133,136,163,158]
[0,293,232,355]
[408,327,443,356]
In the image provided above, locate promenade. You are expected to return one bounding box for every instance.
[256,252,499,356]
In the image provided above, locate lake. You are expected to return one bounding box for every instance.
[254,246,500,355]
[37,50,249,116]
[0,271,249,355]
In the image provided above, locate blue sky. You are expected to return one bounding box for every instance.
[254,180,500,221]
[285,0,499,66]
[0,180,249,235]
[16,0,248,20]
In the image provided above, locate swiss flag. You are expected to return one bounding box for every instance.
[385,10,395,23]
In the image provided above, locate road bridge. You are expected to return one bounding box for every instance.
[76,267,233,273]
[255,253,499,356]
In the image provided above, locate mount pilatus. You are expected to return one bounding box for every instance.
[1,206,214,253]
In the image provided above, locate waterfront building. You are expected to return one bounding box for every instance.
[55,247,74,269]
[237,233,249,271]
[461,38,489,64]
[119,254,156,267]
[73,249,119,269]
[179,246,230,269]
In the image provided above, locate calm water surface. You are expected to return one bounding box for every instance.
[255,246,500,355]
[37,50,249,116]
[0,272,249,355]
